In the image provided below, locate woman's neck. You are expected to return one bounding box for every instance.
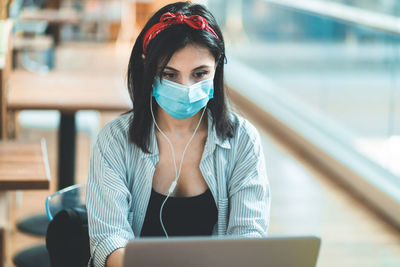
[155,108,207,136]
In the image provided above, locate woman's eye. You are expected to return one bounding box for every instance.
[161,72,176,79]
[194,71,209,78]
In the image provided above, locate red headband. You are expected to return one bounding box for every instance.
[142,12,219,54]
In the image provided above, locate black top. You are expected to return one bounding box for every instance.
[140,188,218,237]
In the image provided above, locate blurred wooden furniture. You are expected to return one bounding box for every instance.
[10,0,56,72]
[13,35,53,52]
[12,33,55,71]
[0,228,4,267]
[136,1,153,30]
[0,19,13,139]
[7,43,131,190]
[19,8,80,46]
[19,9,80,25]
[0,17,12,266]
[0,140,50,266]
[117,0,174,45]
[8,70,130,112]
[0,0,11,20]
[0,141,50,190]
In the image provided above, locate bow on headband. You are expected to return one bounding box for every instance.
[142,12,219,54]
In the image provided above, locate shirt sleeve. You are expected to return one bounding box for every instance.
[227,120,271,237]
[86,125,135,267]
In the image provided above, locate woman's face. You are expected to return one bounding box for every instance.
[159,44,216,86]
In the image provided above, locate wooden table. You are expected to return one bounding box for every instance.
[0,140,50,266]
[7,43,132,190]
[7,71,130,112]
[8,70,131,189]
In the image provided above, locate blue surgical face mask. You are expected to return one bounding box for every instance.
[152,77,214,119]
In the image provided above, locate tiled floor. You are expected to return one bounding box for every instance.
[259,127,400,266]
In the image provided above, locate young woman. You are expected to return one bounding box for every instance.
[86,2,270,267]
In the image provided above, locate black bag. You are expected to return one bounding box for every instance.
[45,207,90,267]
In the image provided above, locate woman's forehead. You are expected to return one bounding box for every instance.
[165,44,215,70]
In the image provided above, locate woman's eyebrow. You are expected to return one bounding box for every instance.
[192,65,212,71]
[164,66,179,72]
[163,65,212,72]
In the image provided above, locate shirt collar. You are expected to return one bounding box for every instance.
[141,109,231,158]
[141,123,158,158]
[206,110,231,150]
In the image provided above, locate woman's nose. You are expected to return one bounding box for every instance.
[179,77,195,87]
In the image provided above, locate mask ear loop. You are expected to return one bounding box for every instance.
[150,93,207,238]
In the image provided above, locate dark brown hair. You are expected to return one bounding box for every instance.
[127,1,235,153]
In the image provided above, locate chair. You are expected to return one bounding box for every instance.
[46,183,90,267]
[45,183,86,221]
[13,184,88,267]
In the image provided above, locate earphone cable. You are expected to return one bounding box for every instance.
[150,95,207,237]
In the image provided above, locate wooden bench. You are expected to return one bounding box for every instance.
[0,140,50,190]
[0,140,50,266]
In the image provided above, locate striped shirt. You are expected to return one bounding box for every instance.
[86,111,270,267]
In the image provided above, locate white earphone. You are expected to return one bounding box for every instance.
[150,95,207,237]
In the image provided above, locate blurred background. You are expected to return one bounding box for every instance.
[0,0,400,266]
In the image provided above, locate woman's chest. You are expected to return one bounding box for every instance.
[152,132,208,196]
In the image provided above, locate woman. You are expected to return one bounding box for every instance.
[86,2,270,267]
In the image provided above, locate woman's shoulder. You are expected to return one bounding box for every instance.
[228,111,261,144]
[96,112,133,147]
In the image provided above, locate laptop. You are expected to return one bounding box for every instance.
[123,236,321,267]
